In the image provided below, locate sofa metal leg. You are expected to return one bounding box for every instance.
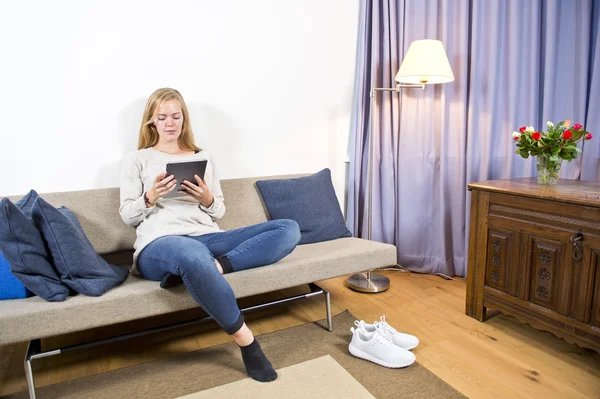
[24,340,40,399]
[308,283,333,332]
[325,290,333,332]
[23,339,61,399]
[24,359,35,399]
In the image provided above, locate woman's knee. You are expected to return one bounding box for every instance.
[277,219,301,246]
[177,245,216,276]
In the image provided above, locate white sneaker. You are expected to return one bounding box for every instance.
[348,326,416,368]
[354,315,419,350]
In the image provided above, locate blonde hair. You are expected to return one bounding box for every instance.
[137,88,201,152]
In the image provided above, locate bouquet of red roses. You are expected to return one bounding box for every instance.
[512,120,592,161]
[512,120,593,184]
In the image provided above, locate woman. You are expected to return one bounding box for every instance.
[119,88,300,382]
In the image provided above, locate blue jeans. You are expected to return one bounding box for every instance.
[137,219,300,334]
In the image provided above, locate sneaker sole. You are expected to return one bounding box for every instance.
[348,344,415,368]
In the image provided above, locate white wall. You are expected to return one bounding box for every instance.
[0,0,359,210]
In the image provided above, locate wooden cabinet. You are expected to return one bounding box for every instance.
[466,178,600,353]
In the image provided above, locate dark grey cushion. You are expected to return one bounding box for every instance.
[0,196,70,302]
[256,169,352,244]
[31,197,129,296]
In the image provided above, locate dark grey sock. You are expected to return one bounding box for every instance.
[239,339,277,382]
[159,273,183,289]
[217,255,234,274]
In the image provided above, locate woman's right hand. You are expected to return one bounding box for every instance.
[147,172,177,204]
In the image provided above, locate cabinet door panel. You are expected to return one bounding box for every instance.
[571,242,600,323]
[590,251,600,328]
[527,237,565,312]
[485,229,518,295]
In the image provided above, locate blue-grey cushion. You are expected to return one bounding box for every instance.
[31,197,129,296]
[15,189,38,217]
[0,197,70,302]
[0,251,32,300]
[256,169,352,244]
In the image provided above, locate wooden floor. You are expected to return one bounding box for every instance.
[1,270,600,398]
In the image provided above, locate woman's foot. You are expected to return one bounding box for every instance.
[159,273,183,288]
[239,339,278,382]
[233,323,277,382]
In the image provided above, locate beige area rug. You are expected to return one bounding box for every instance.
[4,311,465,399]
[177,355,375,399]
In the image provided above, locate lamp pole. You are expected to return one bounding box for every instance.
[347,83,424,293]
[346,39,454,293]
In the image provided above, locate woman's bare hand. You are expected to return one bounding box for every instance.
[180,175,214,207]
[147,172,176,204]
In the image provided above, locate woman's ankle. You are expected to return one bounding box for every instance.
[214,259,224,274]
[233,323,254,346]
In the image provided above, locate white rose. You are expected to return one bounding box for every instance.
[547,121,554,129]
[512,131,521,139]
[526,126,535,133]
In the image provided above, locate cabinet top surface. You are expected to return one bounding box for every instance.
[468,177,600,207]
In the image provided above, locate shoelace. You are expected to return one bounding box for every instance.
[374,329,394,348]
[350,325,394,347]
[354,317,397,338]
[373,315,398,339]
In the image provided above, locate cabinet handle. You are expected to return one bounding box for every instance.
[570,233,584,263]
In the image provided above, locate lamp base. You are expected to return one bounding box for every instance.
[347,272,390,293]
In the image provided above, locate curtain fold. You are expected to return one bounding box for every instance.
[347,0,371,237]
[581,0,600,181]
[348,0,600,277]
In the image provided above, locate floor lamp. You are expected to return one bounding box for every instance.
[348,39,455,293]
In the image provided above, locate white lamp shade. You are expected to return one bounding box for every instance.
[395,39,454,85]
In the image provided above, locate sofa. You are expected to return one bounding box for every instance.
[0,174,397,398]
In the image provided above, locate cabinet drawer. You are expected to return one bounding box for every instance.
[488,192,600,236]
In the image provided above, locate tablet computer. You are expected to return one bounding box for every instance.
[164,160,208,198]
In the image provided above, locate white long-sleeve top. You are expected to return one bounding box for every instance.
[119,147,225,273]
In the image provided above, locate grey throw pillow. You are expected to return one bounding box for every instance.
[256,169,352,244]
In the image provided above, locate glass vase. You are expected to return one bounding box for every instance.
[536,156,562,184]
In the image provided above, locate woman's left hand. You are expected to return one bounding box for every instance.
[180,175,214,208]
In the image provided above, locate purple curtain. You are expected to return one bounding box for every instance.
[347,0,600,277]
